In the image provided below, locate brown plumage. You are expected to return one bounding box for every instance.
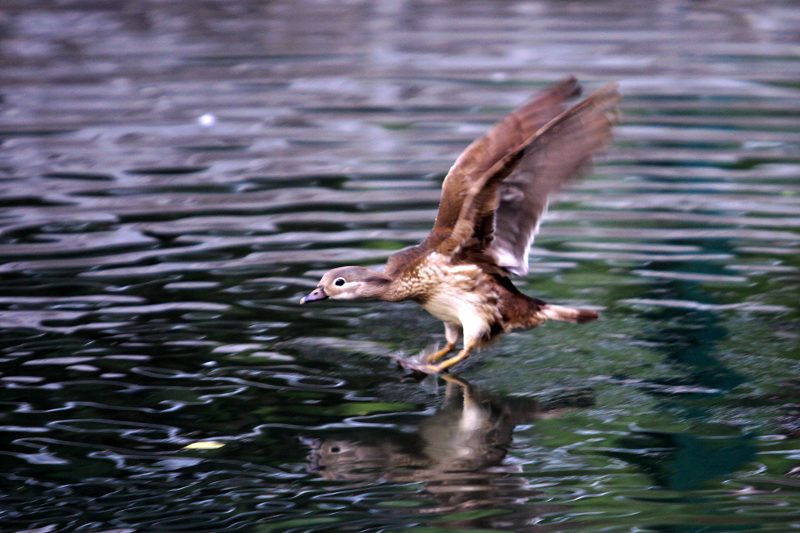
[301,77,620,374]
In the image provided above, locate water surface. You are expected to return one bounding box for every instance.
[1,0,799,531]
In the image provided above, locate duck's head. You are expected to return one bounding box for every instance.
[300,266,391,304]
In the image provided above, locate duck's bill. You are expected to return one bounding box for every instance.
[300,287,328,304]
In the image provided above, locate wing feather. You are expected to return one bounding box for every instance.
[488,83,621,275]
[386,77,581,277]
[440,83,621,269]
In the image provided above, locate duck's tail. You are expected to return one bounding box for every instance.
[501,282,599,329]
[540,304,599,324]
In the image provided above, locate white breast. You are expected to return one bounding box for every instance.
[420,254,493,342]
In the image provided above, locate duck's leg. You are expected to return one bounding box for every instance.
[401,340,476,375]
[402,321,483,375]
[425,316,487,373]
[426,339,477,373]
[424,322,460,363]
[424,343,454,364]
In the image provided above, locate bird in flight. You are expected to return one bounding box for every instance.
[301,77,620,374]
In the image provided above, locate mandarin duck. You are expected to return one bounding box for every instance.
[301,77,620,374]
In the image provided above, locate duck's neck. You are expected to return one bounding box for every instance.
[362,271,396,301]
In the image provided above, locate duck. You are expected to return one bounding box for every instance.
[301,77,620,374]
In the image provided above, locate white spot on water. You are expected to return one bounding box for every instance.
[197,113,216,127]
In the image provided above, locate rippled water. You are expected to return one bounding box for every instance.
[2,0,800,531]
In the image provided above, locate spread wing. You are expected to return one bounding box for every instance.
[438,82,620,275]
[487,83,621,275]
[385,77,583,277]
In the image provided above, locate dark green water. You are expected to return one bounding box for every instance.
[1,0,799,531]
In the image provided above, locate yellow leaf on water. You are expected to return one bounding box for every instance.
[183,440,225,450]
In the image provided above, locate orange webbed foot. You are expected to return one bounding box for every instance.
[397,357,446,375]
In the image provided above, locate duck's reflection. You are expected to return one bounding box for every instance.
[304,375,593,517]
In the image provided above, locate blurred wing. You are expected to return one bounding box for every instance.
[488,83,621,275]
[440,83,621,272]
[414,78,580,252]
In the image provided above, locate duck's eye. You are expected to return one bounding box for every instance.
[333,277,346,287]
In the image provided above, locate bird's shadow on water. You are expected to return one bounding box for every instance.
[301,373,594,516]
